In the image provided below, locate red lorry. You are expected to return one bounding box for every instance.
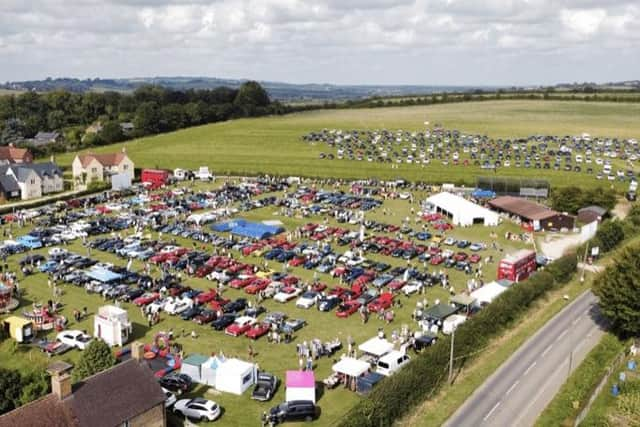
[497,249,537,282]
[141,169,169,189]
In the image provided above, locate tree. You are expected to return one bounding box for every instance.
[20,370,50,406]
[550,186,584,213]
[73,339,116,382]
[593,242,640,337]
[233,81,270,109]
[594,220,625,253]
[133,101,160,136]
[0,368,23,415]
[98,121,125,144]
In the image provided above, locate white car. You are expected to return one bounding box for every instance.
[164,297,194,315]
[56,330,92,350]
[402,281,423,296]
[163,388,177,408]
[173,398,221,422]
[295,291,318,309]
[273,287,302,303]
[146,298,167,314]
[48,247,68,257]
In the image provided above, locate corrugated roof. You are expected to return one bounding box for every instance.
[488,196,558,221]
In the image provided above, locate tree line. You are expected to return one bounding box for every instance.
[0,81,288,156]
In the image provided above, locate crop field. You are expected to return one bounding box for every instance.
[0,181,529,426]
[55,100,640,189]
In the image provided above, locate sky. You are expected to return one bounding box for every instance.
[0,0,638,86]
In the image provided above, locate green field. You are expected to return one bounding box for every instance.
[55,100,640,189]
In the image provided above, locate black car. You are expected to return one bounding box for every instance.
[317,295,341,312]
[122,288,144,302]
[158,373,192,395]
[223,298,248,313]
[269,400,319,424]
[212,313,237,331]
[251,372,278,401]
[180,306,202,321]
[19,254,46,266]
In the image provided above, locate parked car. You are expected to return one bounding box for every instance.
[269,400,319,424]
[56,330,92,350]
[212,313,237,331]
[173,398,221,422]
[158,373,192,395]
[274,287,302,303]
[295,291,318,309]
[163,388,177,408]
[225,316,256,337]
[252,372,278,401]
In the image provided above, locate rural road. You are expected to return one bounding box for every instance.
[444,290,606,427]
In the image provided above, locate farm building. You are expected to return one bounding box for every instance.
[488,196,574,231]
[577,205,607,224]
[425,192,499,226]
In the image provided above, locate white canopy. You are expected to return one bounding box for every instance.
[358,337,394,357]
[426,192,499,226]
[470,281,508,306]
[332,357,370,377]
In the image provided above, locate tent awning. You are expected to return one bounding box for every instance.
[450,294,476,307]
[86,268,122,283]
[358,337,393,357]
[332,358,370,377]
[423,303,459,321]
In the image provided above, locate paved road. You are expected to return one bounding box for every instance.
[444,291,605,427]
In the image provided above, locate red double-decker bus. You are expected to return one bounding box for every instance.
[497,249,537,282]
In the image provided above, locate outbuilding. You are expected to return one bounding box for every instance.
[2,316,34,343]
[94,305,132,347]
[425,192,499,226]
[577,205,607,224]
[285,370,316,403]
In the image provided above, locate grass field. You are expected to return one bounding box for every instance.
[54,100,640,189]
[0,183,529,426]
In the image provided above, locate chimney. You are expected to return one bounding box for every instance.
[131,341,145,362]
[122,146,127,154]
[47,361,73,400]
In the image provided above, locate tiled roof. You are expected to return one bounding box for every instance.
[77,153,127,168]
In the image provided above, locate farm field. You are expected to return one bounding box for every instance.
[0,181,529,427]
[55,100,640,189]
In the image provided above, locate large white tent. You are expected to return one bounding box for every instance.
[358,337,394,358]
[215,358,257,395]
[425,192,499,226]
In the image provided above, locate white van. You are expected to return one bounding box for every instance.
[376,351,410,377]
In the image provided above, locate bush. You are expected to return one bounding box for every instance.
[546,253,578,284]
[594,221,625,253]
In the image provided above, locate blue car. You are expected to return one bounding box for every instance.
[38,260,59,273]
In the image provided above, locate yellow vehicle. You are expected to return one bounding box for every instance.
[256,269,275,279]
[431,234,445,244]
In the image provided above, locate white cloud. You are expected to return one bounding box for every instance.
[0,0,638,85]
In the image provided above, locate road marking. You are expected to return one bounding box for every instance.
[506,380,519,395]
[557,329,568,341]
[524,361,537,376]
[571,316,581,325]
[483,401,501,421]
[542,344,553,357]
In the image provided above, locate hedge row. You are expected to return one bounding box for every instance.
[534,333,625,427]
[339,256,576,427]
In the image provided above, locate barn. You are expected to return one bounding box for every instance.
[488,196,575,231]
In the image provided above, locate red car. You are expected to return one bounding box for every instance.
[289,256,306,267]
[388,280,406,292]
[245,279,270,294]
[430,255,444,265]
[133,292,160,306]
[194,309,217,325]
[312,282,327,292]
[229,276,255,289]
[336,300,361,318]
[245,322,271,339]
[195,290,218,305]
[209,296,231,311]
[225,317,255,337]
[368,292,394,313]
[149,253,171,264]
[469,254,482,263]
[195,265,214,278]
[281,276,299,286]
[454,252,468,262]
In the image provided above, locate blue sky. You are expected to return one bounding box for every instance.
[1,0,638,86]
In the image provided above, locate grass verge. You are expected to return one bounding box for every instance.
[534,333,625,427]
